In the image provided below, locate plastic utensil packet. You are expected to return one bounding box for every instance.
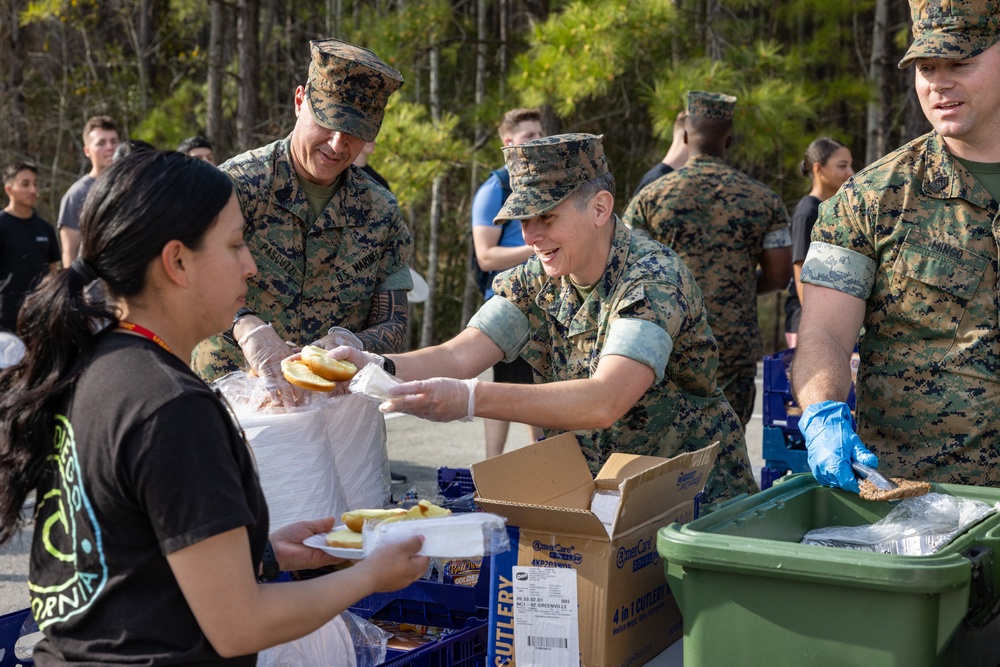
[362,512,509,559]
[801,493,1000,555]
[349,362,403,401]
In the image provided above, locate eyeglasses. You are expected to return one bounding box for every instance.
[213,387,258,474]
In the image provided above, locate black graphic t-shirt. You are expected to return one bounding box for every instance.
[29,332,268,665]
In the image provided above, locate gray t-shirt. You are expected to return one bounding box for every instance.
[57,174,95,233]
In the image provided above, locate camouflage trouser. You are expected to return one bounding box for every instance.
[717,365,756,428]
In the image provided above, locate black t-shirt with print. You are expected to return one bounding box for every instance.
[29,332,268,666]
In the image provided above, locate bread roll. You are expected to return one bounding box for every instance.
[325,528,363,549]
[281,358,336,392]
[342,508,408,533]
[301,345,358,382]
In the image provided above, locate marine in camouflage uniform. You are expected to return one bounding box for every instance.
[353,134,757,504]
[793,0,1000,489]
[803,136,1000,484]
[623,91,791,426]
[477,217,756,503]
[191,39,413,384]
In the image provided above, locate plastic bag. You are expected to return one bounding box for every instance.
[257,611,390,667]
[343,610,393,667]
[363,512,510,559]
[328,394,391,510]
[213,372,389,528]
[349,363,403,402]
[801,493,1000,555]
[0,331,25,369]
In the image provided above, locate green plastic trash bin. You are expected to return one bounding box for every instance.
[657,473,1000,667]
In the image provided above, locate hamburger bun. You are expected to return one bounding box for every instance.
[281,358,336,392]
[301,345,358,382]
[325,527,363,550]
[342,508,409,533]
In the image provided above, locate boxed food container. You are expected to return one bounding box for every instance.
[658,473,1000,667]
[472,434,717,667]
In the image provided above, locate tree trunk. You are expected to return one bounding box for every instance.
[499,0,508,97]
[865,0,889,165]
[461,0,490,327]
[236,0,260,152]
[207,0,226,153]
[419,46,442,349]
[2,0,29,155]
[136,0,155,111]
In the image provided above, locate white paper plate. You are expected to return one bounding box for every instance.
[303,532,364,560]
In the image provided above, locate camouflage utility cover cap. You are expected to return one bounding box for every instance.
[494,133,609,222]
[307,38,404,143]
[687,91,737,120]
[898,0,1000,68]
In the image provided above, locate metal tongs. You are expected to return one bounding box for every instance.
[851,462,899,491]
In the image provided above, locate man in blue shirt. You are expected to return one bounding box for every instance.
[471,108,545,457]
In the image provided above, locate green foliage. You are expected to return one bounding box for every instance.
[511,0,676,116]
[375,100,469,209]
[132,80,206,148]
[167,0,208,24]
[346,0,456,74]
[21,0,66,25]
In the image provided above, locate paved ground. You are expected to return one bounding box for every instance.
[0,370,766,617]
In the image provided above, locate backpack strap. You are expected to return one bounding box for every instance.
[491,167,513,232]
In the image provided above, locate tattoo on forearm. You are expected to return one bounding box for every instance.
[357,290,409,354]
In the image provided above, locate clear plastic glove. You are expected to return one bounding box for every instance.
[381,377,478,423]
[325,345,385,371]
[283,345,383,397]
[240,324,301,407]
[311,326,365,351]
[800,400,879,494]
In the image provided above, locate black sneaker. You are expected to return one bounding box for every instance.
[390,470,407,484]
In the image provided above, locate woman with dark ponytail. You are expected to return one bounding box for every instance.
[0,151,427,664]
[784,137,854,348]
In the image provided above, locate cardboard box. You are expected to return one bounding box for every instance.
[472,433,717,667]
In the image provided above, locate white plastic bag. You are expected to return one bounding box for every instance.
[0,331,25,369]
[213,373,390,528]
[257,611,391,667]
[326,393,391,510]
[239,403,350,530]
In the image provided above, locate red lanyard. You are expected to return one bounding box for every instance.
[118,321,173,355]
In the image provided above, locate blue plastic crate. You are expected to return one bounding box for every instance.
[350,555,491,626]
[437,467,475,499]
[0,608,32,667]
[379,618,487,667]
[760,426,809,490]
[762,349,857,438]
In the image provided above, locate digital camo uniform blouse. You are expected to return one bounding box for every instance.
[802,131,1000,486]
[192,136,413,382]
[470,218,758,504]
[623,154,791,375]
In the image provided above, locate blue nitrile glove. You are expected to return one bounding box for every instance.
[799,401,878,494]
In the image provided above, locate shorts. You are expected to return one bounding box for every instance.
[784,296,801,334]
[492,355,534,385]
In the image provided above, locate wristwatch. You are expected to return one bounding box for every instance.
[383,357,396,376]
[258,540,280,583]
[222,307,256,346]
